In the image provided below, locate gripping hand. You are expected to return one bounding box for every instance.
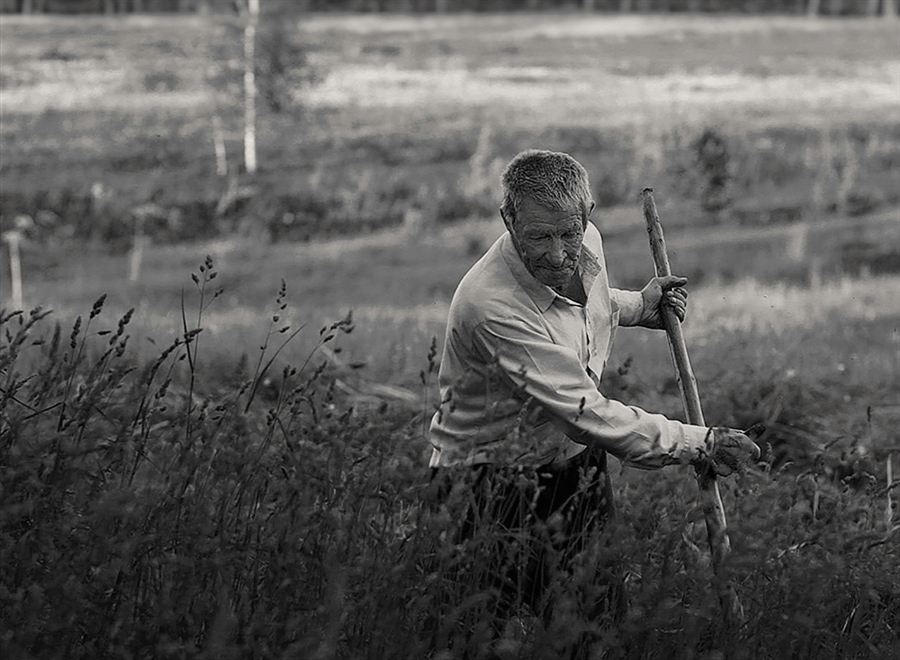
[696,426,763,477]
[639,276,688,329]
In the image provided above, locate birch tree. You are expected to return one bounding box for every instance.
[244,0,259,175]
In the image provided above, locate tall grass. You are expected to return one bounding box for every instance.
[2,261,897,659]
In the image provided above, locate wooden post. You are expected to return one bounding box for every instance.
[642,188,744,629]
[3,230,23,310]
[887,454,894,531]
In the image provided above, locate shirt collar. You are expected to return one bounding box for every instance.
[499,232,602,313]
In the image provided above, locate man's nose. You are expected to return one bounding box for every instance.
[546,238,566,265]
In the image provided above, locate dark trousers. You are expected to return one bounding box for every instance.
[433,449,626,634]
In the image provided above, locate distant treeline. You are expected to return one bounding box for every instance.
[2,0,898,17]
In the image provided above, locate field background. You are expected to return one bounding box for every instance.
[1,6,899,659]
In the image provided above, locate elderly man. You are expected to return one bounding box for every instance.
[428,150,759,647]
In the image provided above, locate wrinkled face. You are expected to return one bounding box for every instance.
[505,197,586,291]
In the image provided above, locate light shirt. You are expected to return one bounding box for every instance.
[428,221,710,468]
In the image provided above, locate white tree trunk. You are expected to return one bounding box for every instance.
[807,0,821,15]
[885,0,898,17]
[129,217,145,283]
[213,115,228,177]
[243,0,259,175]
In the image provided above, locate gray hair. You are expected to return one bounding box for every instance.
[500,150,593,227]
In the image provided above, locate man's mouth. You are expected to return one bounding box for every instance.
[539,265,572,274]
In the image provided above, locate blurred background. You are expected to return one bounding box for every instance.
[1,0,898,394]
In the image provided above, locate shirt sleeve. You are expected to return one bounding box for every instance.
[611,288,645,327]
[472,315,709,469]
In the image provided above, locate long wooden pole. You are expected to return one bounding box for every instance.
[641,188,744,628]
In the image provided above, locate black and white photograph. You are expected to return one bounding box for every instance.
[1,1,898,658]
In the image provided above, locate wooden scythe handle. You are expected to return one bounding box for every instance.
[641,188,744,627]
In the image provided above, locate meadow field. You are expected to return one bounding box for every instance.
[1,10,899,659]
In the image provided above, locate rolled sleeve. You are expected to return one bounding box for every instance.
[474,317,708,469]
[611,288,645,327]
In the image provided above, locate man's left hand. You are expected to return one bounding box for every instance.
[639,276,688,329]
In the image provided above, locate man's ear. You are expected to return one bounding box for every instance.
[500,207,514,234]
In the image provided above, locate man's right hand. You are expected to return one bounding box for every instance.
[698,427,762,477]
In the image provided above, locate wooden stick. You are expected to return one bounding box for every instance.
[641,188,744,628]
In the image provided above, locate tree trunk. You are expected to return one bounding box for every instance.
[103,0,116,14]
[886,0,898,17]
[827,0,842,15]
[583,0,595,11]
[866,0,879,15]
[244,0,259,175]
[620,0,634,11]
[435,0,448,12]
[807,0,821,16]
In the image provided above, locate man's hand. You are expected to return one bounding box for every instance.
[697,427,762,477]
[639,275,688,329]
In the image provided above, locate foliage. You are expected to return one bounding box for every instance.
[2,261,897,659]
[3,0,898,17]
[1,15,898,250]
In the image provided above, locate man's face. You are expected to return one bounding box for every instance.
[506,197,586,291]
